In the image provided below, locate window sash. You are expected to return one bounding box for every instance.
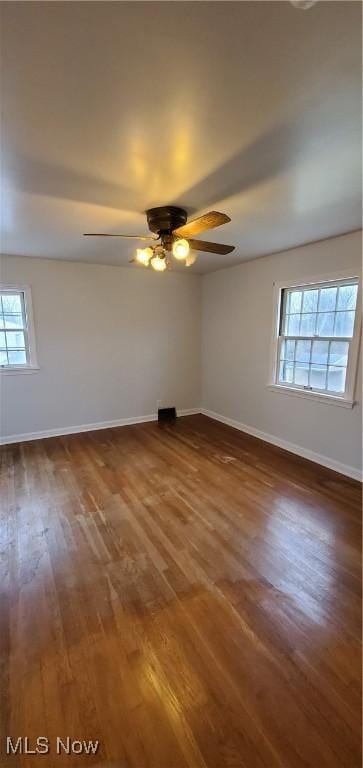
[276,336,352,394]
[280,279,358,337]
[0,290,30,367]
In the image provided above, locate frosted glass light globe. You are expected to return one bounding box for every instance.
[151,255,167,272]
[172,238,190,260]
[136,247,153,266]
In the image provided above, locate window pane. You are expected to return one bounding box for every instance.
[8,350,27,365]
[337,284,358,311]
[281,339,295,361]
[300,313,316,336]
[295,340,311,363]
[1,294,22,313]
[311,340,329,365]
[334,311,355,338]
[0,350,8,365]
[288,291,302,313]
[294,364,309,386]
[3,313,23,328]
[5,331,25,349]
[327,366,346,393]
[0,331,5,347]
[287,314,300,335]
[317,312,335,336]
[329,341,349,366]
[279,361,294,383]
[318,286,337,312]
[310,364,327,390]
[302,290,318,313]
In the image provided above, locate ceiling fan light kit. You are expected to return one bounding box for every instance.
[84,206,235,272]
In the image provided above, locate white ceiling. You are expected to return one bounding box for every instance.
[1,1,361,274]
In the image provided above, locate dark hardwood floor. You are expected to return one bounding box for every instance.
[0,414,361,768]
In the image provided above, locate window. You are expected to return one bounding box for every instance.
[269,275,361,406]
[0,286,38,372]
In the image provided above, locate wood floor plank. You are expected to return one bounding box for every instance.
[0,414,361,768]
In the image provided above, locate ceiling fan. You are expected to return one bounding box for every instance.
[83,206,235,271]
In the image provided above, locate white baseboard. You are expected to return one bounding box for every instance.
[178,408,201,417]
[201,408,362,482]
[0,408,201,446]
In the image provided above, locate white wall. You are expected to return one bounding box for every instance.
[0,255,201,439]
[202,231,362,477]
[2,232,361,479]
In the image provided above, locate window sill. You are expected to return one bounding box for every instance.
[267,383,355,408]
[0,365,40,375]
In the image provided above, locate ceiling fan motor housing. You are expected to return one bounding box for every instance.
[146,206,187,236]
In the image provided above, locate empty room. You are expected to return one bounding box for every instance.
[0,2,361,768]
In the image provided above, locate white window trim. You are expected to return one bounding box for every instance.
[0,284,39,374]
[267,269,361,409]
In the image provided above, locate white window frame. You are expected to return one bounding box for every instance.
[0,284,39,374]
[267,270,361,408]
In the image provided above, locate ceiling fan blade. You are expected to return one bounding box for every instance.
[173,211,230,238]
[83,233,158,240]
[188,239,235,255]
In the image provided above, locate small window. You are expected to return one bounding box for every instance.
[0,286,38,371]
[270,276,361,406]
